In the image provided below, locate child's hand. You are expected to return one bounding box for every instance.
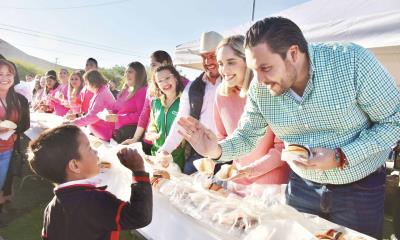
[117,148,145,172]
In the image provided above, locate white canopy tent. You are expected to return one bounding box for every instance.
[175,0,400,84]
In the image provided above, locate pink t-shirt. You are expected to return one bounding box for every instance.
[79,87,94,114]
[72,86,115,141]
[214,87,289,185]
[112,86,147,130]
[50,84,69,116]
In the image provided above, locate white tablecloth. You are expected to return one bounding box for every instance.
[25,112,375,240]
[138,191,235,240]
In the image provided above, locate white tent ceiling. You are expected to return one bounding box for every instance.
[175,0,400,83]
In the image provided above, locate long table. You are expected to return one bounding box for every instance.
[26,112,375,240]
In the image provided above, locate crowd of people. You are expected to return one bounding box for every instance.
[0,16,398,239]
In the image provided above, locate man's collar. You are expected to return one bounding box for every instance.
[202,74,221,85]
[307,44,316,80]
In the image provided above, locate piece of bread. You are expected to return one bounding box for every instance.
[0,120,17,130]
[286,144,310,159]
[215,164,237,180]
[153,170,170,180]
[193,158,214,175]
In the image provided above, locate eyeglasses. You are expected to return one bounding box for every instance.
[156,74,174,84]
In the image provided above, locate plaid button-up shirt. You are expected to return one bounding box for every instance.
[219,43,400,184]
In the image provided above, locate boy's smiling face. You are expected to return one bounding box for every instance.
[68,132,100,179]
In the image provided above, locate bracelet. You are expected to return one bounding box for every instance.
[334,148,347,170]
[334,148,341,166]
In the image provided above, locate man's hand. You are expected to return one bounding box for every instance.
[117,148,145,172]
[294,147,337,171]
[177,116,221,159]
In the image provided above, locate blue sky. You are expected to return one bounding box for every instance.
[1,0,309,76]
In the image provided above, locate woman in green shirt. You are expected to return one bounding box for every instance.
[147,65,186,171]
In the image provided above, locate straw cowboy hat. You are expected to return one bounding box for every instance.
[190,31,223,55]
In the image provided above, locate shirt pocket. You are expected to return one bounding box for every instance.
[309,97,357,133]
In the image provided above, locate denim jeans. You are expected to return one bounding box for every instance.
[286,167,386,239]
[0,150,13,189]
[183,152,201,175]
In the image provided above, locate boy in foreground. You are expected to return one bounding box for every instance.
[28,125,152,240]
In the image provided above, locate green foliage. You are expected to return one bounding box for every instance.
[99,65,126,89]
[5,58,153,92]
[9,58,45,79]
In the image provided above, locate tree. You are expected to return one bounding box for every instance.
[99,65,125,89]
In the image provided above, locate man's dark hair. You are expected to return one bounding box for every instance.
[45,70,58,80]
[150,50,173,65]
[28,125,82,184]
[86,57,98,68]
[244,17,308,59]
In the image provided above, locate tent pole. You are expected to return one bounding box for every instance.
[251,0,256,21]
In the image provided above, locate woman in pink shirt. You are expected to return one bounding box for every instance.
[66,71,85,114]
[122,51,188,152]
[50,69,70,116]
[35,72,60,113]
[103,62,147,143]
[79,86,94,114]
[69,70,115,141]
[213,35,289,192]
[32,76,46,109]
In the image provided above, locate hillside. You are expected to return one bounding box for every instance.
[0,38,68,71]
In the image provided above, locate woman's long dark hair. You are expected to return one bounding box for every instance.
[0,59,22,121]
[122,61,147,99]
[45,76,59,94]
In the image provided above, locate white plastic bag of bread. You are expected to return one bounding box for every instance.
[193,158,215,176]
[215,164,239,181]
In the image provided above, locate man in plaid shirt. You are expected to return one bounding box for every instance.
[178,17,400,239]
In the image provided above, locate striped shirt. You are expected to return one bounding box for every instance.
[219,42,400,184]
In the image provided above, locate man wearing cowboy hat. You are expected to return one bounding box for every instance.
[158,31,223,174]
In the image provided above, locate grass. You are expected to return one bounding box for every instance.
[0,168,145,240]
[0,136,145,240]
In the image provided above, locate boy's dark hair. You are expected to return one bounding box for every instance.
[28,125,82,184]
[86,57,98,68]
[244,17,308,60]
